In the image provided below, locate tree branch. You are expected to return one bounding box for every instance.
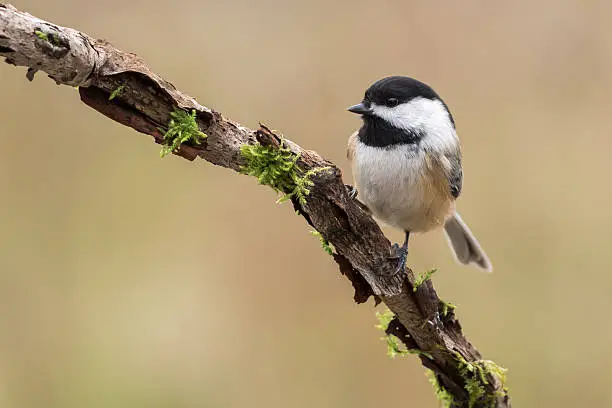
[0,4,510,407]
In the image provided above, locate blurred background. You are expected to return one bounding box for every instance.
[1,1,611,407]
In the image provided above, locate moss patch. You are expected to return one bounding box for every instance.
[108,83,125,101]
[426,370,455,408]
[453,351,509,408]
[413,268,437,292]
[34,29,60,45]
[310,231,334,255]
[440,299,456,317]
[240,139,330,205]
[376,311,508,407]
[374,309,432,359]
[160,109,207,158]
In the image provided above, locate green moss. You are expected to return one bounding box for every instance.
[375,309,405,358]
[375,309,395,331]
[413,269,437,292]
[310,231,334,255]
[240,139,330,205]
[403,347,433,359]
[452,351,509,408]
[108,83,125,101]
[293,166,330,205]
[465,378,487,408]
[34,30,48,41]
[34,29,60,45]
[481,360,509,389]
[377,309,508,407]
[374,309,433,359]
[160,109,207,158]
[426,370,455,408]
[440,299,456,317]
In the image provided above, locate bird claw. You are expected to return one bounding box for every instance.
[390,243,408,274]
[345,184,358,199]
[428,312,443,330]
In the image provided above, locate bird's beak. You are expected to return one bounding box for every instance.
[347,103,373,115]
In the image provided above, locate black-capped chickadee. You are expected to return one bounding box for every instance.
[347,76,492,273]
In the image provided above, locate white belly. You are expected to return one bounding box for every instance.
[352,143,452,232]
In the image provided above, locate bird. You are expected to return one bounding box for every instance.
[346,76,492,273]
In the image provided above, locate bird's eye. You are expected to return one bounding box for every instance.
[386,98,399,107]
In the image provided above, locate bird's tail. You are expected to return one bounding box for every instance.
[443,212,492,272]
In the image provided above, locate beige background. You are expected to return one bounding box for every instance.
[2,1,611,407]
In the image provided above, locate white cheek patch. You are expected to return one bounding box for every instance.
[371,98,459,153]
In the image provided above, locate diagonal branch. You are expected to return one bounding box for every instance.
[0,4,510,407]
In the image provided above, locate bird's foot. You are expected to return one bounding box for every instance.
[345,184,358,199]
[428,312,443,330]
[390,243,409,275]
[421,311,444,331]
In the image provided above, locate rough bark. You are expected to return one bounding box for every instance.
[0,4,510,407]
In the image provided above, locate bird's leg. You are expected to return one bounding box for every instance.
[345,184,358,199]
[391,231,410,274]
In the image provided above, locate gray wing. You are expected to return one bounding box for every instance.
[446,153,463,199]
